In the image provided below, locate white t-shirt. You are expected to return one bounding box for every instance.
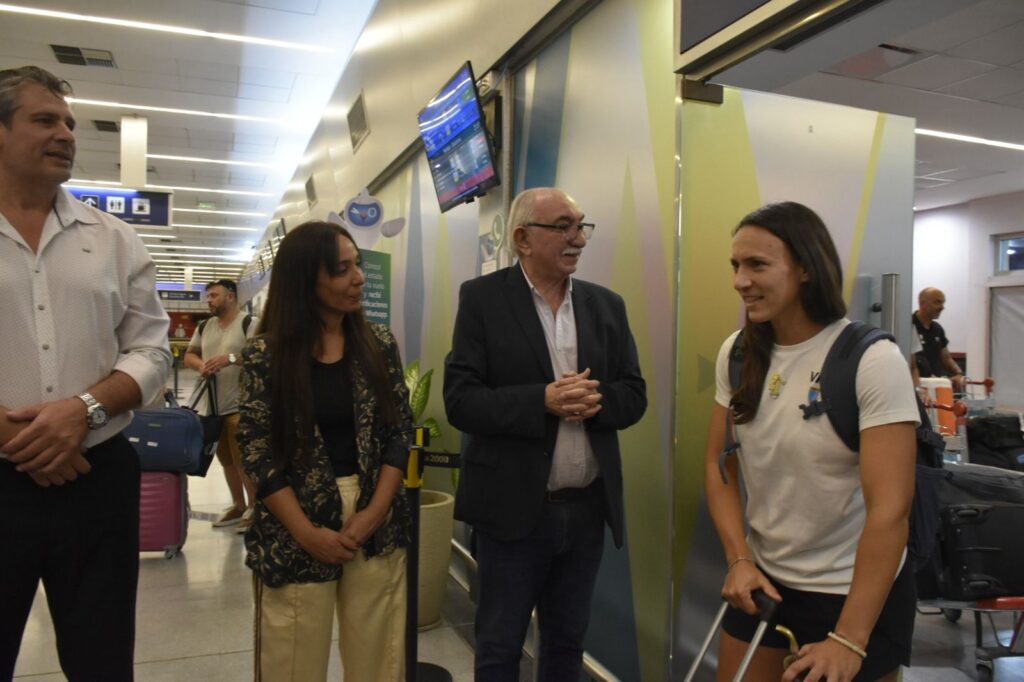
[714,319,919,593]
[188,314,256,415]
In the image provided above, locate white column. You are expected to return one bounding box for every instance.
[184,267,194,291]
[120,115,148,188]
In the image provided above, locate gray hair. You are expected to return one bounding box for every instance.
[507,187,580,258]
[0,66,72,127]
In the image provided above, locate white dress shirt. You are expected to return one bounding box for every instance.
[521,267,599,490]
[0,188,172,448]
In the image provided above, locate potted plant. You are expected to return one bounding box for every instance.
[405,360,455,630]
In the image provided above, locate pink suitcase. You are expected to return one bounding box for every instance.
[139,471,189,558]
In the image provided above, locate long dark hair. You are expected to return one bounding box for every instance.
[731,202,846,423]
[259,221,398,470]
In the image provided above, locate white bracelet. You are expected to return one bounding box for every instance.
[827,631,867,659]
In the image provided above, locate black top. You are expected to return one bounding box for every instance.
[912,312,950,378]
[312,356,359,477]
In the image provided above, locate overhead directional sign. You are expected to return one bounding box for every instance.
[66,186,172,227]
[158,290,202,302]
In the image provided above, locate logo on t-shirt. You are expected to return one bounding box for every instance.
[807,370,822,405]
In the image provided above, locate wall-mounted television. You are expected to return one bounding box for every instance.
[417,62,500,213]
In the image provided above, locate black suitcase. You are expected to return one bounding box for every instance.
[940,502,1024,600]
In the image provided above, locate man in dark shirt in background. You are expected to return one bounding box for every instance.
[911,287,964,390]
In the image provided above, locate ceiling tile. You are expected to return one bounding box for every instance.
[937,67,1024,101]
[177,59,239,83]
[228,170,268,187]
[239,66,297,89]
[894,0,1024,53]
[225,198,261,210]
[114,52,179,77]
[991,89,1024,109]
[948,20,1024,66]
[237,82,291,103]
[878,54,997,90]
[119,70,181,91]
[925,166,1007,182]
[179,76,240,98]
[246,0,320,14]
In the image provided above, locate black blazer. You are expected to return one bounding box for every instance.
[443,265,646,546]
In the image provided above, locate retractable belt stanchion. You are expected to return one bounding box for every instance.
[405,426,453,682]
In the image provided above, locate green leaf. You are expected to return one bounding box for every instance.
[423,416,442,440]
[410,368,433,421]
[404,360,420,395]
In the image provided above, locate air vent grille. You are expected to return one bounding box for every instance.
[348,92,370,152]
[305,176,318,207]
[51,45,117,68]
[93,120,120,133]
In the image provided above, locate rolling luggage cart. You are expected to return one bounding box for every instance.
[963,378,997,418]
[917,597,1024,681]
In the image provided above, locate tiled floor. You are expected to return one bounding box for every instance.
[13,465,478,681]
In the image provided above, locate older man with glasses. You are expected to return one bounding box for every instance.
[444,187,647,681]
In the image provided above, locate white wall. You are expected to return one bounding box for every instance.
[912,204,970,350]
[913,189,1024,375]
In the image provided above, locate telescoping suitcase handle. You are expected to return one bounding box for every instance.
[684,589,781,682]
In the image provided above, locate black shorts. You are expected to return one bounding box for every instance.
[721,560,915,681]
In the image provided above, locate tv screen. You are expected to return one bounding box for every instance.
[417,62,500,212]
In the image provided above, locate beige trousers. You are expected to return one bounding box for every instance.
[253,475,407,682]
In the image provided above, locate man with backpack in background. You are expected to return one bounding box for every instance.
[185,279,257,533]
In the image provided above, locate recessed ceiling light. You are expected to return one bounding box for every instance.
[152,254,248,262]
[0,3,334,53]
[68,97,282,124]
[174,208,266,217]
[143,243,247,252]
[916,128,1024,153]
[172,223,261,232]
[147,154,275,169]
[138,233,175,239]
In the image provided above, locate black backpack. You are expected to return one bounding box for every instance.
[197,314,253,338]
[723,321,945,571]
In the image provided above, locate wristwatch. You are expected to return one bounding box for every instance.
[77,392,110,430]
[228,353,237,365]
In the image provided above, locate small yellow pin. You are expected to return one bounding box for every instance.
[768,372,786,399]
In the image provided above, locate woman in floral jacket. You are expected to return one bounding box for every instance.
[236,220,413,681]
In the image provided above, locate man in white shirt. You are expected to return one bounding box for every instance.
[185,279,257,532]
[0,66,171,680]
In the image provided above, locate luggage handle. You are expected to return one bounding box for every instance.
[683,589,782,682]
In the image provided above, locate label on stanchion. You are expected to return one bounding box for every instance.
[405,448,422,489]
[422,451,460,468]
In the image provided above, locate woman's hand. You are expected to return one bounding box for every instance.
[338,509,385,556]
[298,526,355,565]
[782,637,864,682]
[722,560,782,615]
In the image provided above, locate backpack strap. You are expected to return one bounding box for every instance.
[808,321,894,452]
[718,331,746,484]
[197,318,208,336]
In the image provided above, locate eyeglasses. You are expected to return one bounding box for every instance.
[523,221,596,240]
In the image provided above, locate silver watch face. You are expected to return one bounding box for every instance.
[88,405,109,429]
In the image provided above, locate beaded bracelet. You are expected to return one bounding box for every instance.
[827,631,867,659]
[727,556,755,572]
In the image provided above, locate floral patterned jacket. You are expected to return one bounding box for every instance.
[236,324,413,587]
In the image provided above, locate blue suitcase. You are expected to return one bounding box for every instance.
[124,389,215,475]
